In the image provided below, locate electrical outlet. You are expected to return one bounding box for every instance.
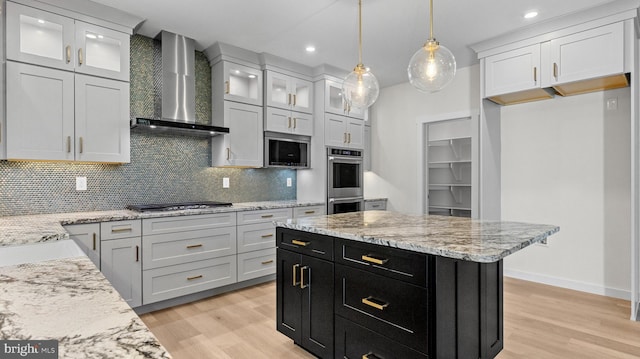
[223,177,230,188]
[286,178,292,187]
[606,97,618,111]
[76,177,87,191]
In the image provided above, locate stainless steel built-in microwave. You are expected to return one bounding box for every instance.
[264,132,311,169]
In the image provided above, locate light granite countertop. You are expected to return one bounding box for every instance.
[0,200,324,247]
[0,255,171,358]
[275,211,559,263]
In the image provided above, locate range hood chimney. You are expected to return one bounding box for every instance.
[131,31,229,137]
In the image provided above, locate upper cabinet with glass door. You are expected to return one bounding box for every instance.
[212,61,263,106]
[6,1,130,82]
[265,71,313,114]
[324,79,365,119]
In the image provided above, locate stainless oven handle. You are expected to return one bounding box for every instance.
[329,197,364,204]
[328,157,363,164]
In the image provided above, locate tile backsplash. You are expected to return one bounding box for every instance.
[0,35,296,216]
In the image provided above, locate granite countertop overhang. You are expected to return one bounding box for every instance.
[0,200,324,247]
[275,211,560,263]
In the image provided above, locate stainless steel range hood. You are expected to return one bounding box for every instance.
[131,31,229,137]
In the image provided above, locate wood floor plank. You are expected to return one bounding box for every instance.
[140,277,640,358]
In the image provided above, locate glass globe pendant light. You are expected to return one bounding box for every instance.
[407,0,456,92]
[342,0,380,109]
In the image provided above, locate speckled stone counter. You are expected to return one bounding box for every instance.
[275,210,559,262]
[0,256,170,358]
[0,200,324,247]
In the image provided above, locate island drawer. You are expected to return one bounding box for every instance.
[335,264,429,354]
[335,316,428,359]
[277,228,333,260]
[335,238,427,286]
[142,227,236,270]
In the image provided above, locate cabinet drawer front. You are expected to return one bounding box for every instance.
[335,238,427,286]
[237,222,276,253]
[335,316,428,359]
[335,264,429,354]
[237,208,293,225]
[292,205,325,218]
[237,248,276,281]
[143,227,237,269]
[143,256,237,305]
[142,213,236,235]
[364,200,386,211]
[101,220,141,240]
[277,228,333,260]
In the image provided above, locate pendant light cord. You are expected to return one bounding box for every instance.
[358,0,363,66]
[429,0,434,40]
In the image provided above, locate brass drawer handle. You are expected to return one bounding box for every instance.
[362,353,382,359]
[300,266,309,289]
[362,255,389,265]
[304,210,315,214]
[553,62,558,79]
[261,214,274,218]
[79,136,83,154]
[187,244,203,249]
[261,260,274,265]
[261,234,274,238]
[111,227,132,233]
[187,275,203,281]
[362,296,388,311]
[291,239,310,247]
[92,233,97,250]
[292,264,300,286]
[65,45,72,64]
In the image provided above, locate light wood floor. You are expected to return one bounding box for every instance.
[140,277,640,358]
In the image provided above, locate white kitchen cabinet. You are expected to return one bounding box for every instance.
[6,62,129,162]
[75,74,130,162]
[265,107,313,136]
[237,248,276,282]
[64,223,100,268]
[325,113,364,149]
[324,79,365,119]
[265,71,313,114]
[364,123,371,171]
[6,62,75,161]
[212,61,262,106]
[364,199,387,211]
[484,44,544,97]
[101,233,142,308]
[6,2,130,82]
[545,22,625,92]
[212,101,264,167]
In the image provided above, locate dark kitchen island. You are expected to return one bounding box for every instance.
[275,211,559,359]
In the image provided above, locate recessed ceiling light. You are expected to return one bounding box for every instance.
[234,70,241,74]
[524,11,538,19]
[305,46,316,53]
[37,19,45,24]
[248,74,256,79]
[86,34,97,39]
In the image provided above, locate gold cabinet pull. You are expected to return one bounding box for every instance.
[293,94,297,106]
[344,132,348,143]
[261,260,274,265]
[226,147,230,160]
[288,93,292,105]
[348,133,351,144]
[288,117,292,128]
[261,233,274,238]
[362,353,381,359]
[553,62,558,79]
[362,296,388,311]
[187,244,203,249]
[361,254,388,265]
[293,117,297,129]
[187,275,203,281]
[78,48,84,65]
[533,66,537,82]
[135,245,139,262]
[92,233,96,251]
[261,214,274,218]
[304,210,315,214]
[111,227,132,233]
[79,137,83,154]
[300,266,308,289]
[292,263,300,286]
[65,45,72,64]
[66,136,71,153]
[225,80,230,94]
[291,239,310,247]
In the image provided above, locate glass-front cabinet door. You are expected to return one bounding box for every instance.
[6,1,75,71]
[75,21,130,82]
[324,79,365,119]
[223,62,262,106]
[291,77,312,114]
[266,71,290,110]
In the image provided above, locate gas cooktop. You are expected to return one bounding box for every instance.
[126,201,233,212]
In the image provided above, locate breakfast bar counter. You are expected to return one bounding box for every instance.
[274,211,559,358]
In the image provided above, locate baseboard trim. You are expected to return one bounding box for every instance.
[504,269,630,300]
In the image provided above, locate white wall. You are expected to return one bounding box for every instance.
[365,65,480,214]
[501,88,631,298]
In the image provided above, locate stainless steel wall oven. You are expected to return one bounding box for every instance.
[327,147,364,214]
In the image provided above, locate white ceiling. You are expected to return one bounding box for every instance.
[93,0,617,87]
